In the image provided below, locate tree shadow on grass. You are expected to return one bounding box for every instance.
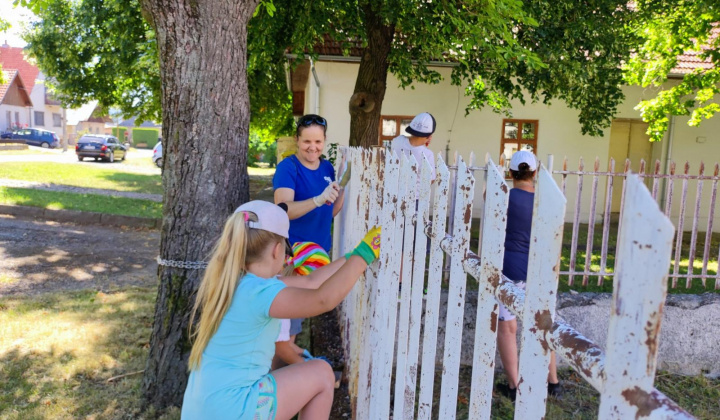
[0,287,178,419]
[0,216,159,298]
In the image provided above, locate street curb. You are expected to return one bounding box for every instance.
[0,204,161,229]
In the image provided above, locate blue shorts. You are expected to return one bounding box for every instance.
[290,318,303,336]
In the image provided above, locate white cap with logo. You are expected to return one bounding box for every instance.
[405,112,436,138]
[509,150,538,171]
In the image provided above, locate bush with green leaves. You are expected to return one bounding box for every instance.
[131,128,159,147]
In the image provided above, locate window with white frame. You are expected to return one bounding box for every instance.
[53,113,62,127]
[379,115,414,146]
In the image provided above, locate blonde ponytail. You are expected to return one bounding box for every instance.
[188,211,285,370]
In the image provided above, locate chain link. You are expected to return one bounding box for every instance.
[156,256,208,270]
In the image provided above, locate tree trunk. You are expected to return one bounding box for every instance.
[139,0,260,410]
[348,4,395,148]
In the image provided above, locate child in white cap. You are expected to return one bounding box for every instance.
[496,150,562,401]
[181,200,381,420]
[390,112,437,184]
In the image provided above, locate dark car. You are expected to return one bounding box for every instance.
[76,134,127,162]
[6,128,59,148]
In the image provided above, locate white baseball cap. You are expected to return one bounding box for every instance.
[405,112,436,138]
[234,201,292,250]
[509,150,538,171]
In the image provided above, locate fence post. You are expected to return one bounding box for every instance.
[467,155,509,420]
[515,165,567,419]
[598,174,676,419]
[438,156,475,420]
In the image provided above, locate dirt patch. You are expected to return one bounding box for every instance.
[0,214,159,297]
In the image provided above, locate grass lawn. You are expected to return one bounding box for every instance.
[0,187,162,219]
[0,162,163,195]
[1,288,717,420]
[0,287,179,420]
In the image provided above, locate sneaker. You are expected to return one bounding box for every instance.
[548,382,563,399]
[495,383,516,402]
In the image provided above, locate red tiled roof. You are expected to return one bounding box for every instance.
[671,28,718,75]
[0,69,33,106]
[0,70,18,103]
[0,45,40,93]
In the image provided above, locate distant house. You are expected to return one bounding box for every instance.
[287,40,719,227]
[0,69,33,130]
[116,116,162,146]
[66,102,112,144]
[0,43,67,140]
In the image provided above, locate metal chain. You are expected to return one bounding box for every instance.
[156,256,208,270]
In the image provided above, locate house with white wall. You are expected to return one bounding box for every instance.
[0,43,67,140]
[286,46,720,231]
[0,69,32,131]
[66,101,112,145]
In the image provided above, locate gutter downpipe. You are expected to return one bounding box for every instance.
[310,57,321,115]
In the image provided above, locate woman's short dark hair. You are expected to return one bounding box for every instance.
[296,114,328,137]
[509,163,535,181]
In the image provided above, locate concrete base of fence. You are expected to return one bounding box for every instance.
[420,291,720,377]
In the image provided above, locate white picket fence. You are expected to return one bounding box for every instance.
[332,147,695,419]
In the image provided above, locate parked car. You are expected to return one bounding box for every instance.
[152,140,162,168]
[75,134,127,162]
[4,128,59,148]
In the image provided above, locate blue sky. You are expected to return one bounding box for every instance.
[0,0,38,48]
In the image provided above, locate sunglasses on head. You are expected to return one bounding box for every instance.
[297,115,327,128]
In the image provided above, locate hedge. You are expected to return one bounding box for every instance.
[111,127,128,141]
[131,128,160,147]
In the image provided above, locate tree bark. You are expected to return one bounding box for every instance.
[139,0,260,410]
[348,4,395,148]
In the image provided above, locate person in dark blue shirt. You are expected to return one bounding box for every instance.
[273,114,345,340]
[496,150,562,401]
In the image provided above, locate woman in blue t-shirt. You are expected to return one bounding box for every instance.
[273,114,345,341]
[495,150,561,401]
[182,200,380,420]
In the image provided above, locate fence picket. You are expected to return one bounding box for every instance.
[417,155,450,420]
[599,174,676,418]
[467,156,508,420]
[568,157,584,286]
[404,156,434,420]
[515,165,567,419]
[438,157,475,420]
[393,154,418,419]
[368,150,401,420]
[687,162,704,288]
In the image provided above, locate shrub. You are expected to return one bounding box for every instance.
[131,128,159,148]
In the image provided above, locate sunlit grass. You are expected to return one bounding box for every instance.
[0,162,163,194]
[0,287,169,419]
[0,187,162,219]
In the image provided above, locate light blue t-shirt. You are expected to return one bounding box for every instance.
[181,273,286,420]
[272,155,335,251]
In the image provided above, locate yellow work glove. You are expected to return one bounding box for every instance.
[345,225,381,265]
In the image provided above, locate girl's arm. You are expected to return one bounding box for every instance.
[274,341,305,365]
[279,257,347,290]
[269,255,368,319]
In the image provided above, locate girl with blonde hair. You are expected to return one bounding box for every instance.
[182,200,380,420]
